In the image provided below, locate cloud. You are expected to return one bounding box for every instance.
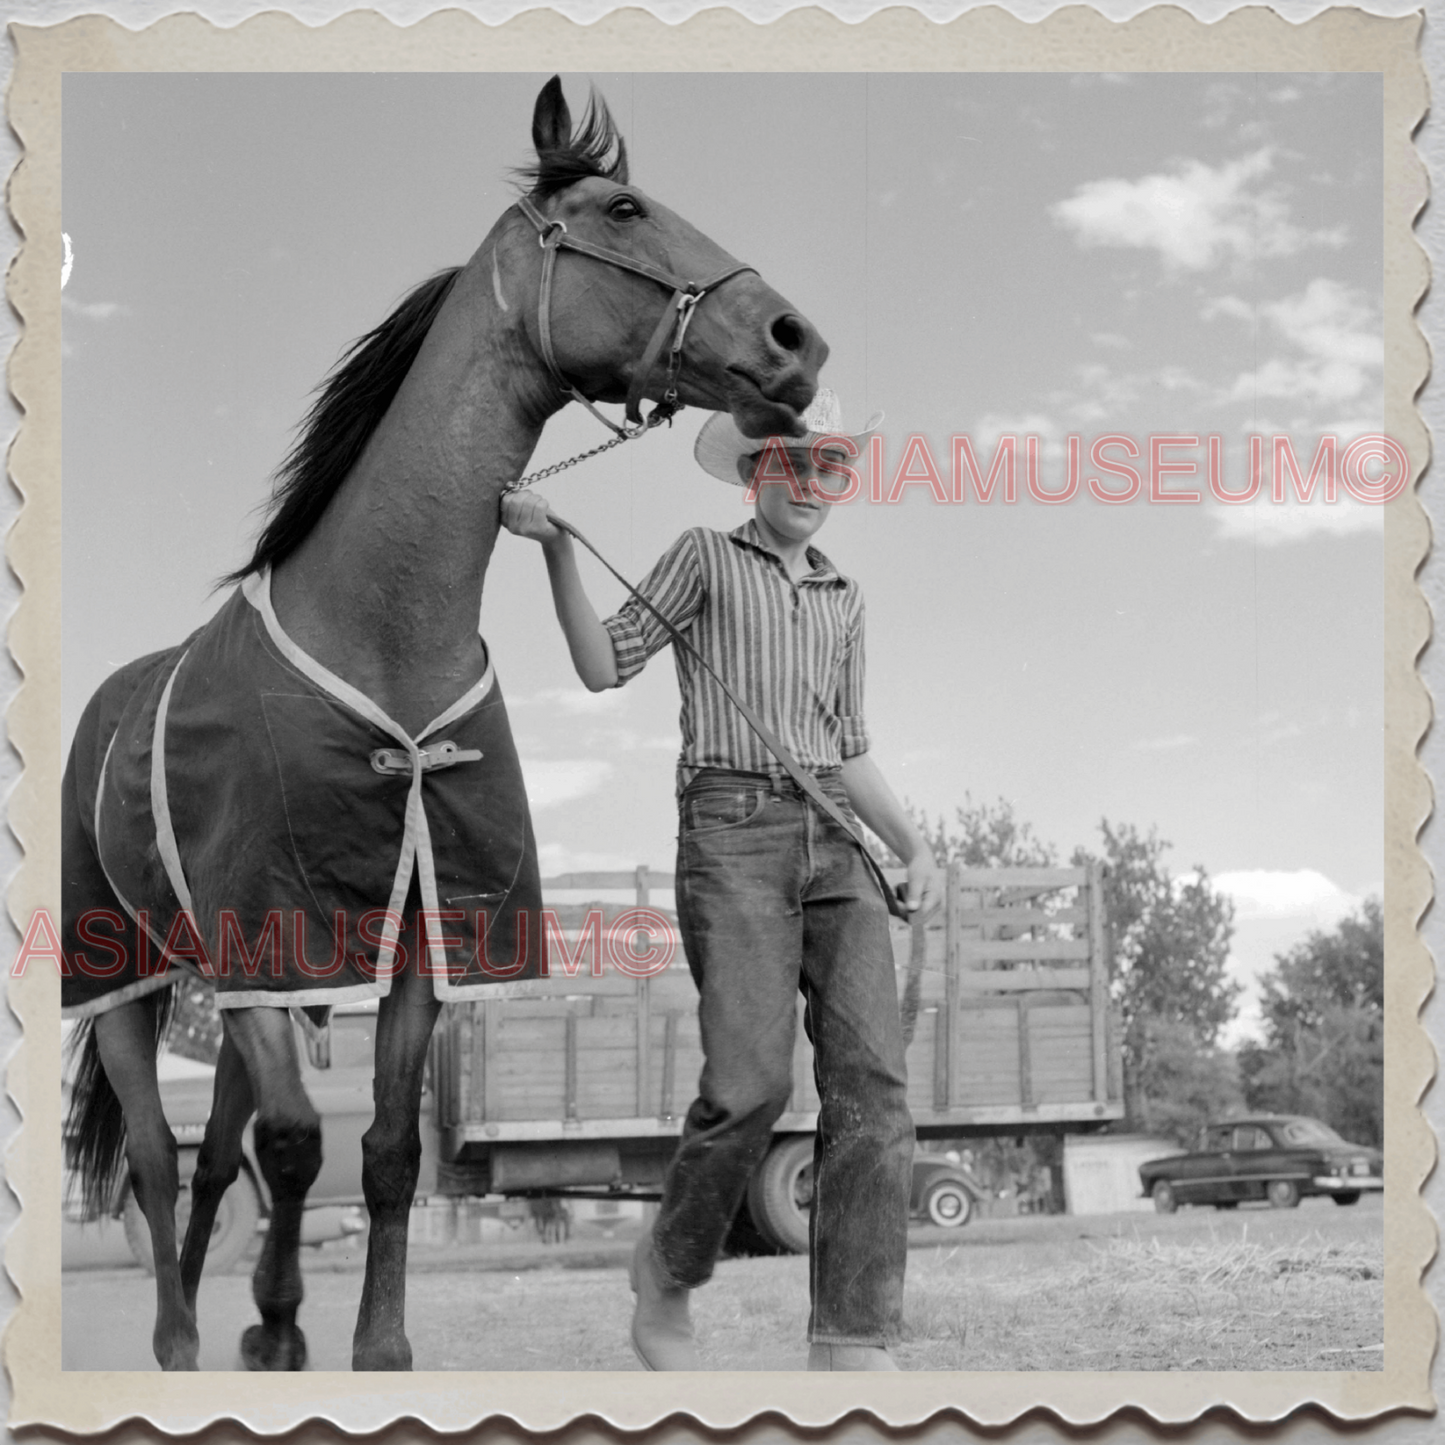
[62,296,130,322]
[1226,278,1382,406]
[1212,869,1371,1044]
[1051,149,1344,273]
[511,686,626,716]
[517,757,613,809]
[1210,495,1383,546]
[1214,868,1362,925]
[1132,733,1199,753]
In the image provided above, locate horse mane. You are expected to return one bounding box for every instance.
[225,266,462,583]
[513,89,629,198]
[227,87,625,585]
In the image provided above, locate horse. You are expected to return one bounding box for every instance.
[62,75,827,1373]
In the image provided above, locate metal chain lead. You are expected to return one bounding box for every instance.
[503,402,680,494]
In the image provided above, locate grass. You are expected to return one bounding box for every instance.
[891,1229,1384,1371]
[64,1202,1386,1371]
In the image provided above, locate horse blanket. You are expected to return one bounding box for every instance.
[61,571,544,1016]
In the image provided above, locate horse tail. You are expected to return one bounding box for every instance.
[64,986,175,1218]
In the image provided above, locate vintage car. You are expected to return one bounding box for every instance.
[1139,1115,1383,1213]
[910,1151,988,1227]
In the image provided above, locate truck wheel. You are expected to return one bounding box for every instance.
[1333,1192,1361,1206]
[923,1179,972,1228]
[124,1167,262,1277]
[747,1136,813,1254]
[1151,1180,1178,1214]
[722,1199,783,1258]
[1266,1179,1301,1209]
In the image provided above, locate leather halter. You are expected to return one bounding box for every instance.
[515,194,757,439]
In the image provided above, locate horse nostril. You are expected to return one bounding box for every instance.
[770,313,807,355]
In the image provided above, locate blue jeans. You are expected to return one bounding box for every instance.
[651,767,914,1346]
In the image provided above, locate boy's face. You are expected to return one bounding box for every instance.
[746,446,849,545]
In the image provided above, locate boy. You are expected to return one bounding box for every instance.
[502,390,942,1371]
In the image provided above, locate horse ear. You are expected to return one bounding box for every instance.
[532,76,572,156]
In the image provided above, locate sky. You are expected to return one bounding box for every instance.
[61,72,1385,1040]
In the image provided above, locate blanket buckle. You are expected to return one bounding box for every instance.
[370,741,484,776]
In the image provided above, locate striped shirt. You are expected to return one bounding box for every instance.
[602,520,869,787]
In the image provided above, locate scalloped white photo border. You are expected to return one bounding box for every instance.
[2,5,1433,1436]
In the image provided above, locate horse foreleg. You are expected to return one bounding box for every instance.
[178,1030,255,1310]
[221,1006,321,1371]
[352,963,441,1371]
[93,1002,197,1371]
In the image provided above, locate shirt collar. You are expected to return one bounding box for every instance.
[729,519,843,585]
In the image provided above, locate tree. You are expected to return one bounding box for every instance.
[1239,899,1383,1147]
[1130,1016,1243,1147]
[1072,821,1239,1125]
[913,794,1058,869]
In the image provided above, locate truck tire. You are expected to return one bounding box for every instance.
[1333,1192,1361,1206]
[722,1199,783,1259]
[124,1164,262,1277]
[747,1135,813,1254]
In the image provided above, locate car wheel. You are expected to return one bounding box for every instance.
[1151,1180,1178,1214]
[1266,1179,1301,1209]
[123,1167,262,1276]
[922,1178,972,1228]
[1333,1191,1361,1206]
[747,1136,813,1255]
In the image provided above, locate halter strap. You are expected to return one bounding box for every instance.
[515,195,756,433]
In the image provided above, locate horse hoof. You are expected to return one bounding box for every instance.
[352,1337,413,1372]
[241,1323,308,1371]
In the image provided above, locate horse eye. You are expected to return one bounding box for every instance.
[608,195,643,221]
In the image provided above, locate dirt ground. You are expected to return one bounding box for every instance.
[62,1195,1384,1372]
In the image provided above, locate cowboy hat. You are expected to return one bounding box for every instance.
[693,388,884,486]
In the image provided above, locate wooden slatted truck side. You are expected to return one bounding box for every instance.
[427,862,1124,1251]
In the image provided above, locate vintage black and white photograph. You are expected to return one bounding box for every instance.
[6,8,1428,1431]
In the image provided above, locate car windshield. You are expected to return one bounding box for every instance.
[1278,1118,1344,1145]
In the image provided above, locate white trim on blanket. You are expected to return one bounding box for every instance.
[185,570,500,994]
[94,726,195,980]
[61,971,178,1020]
[215,981,391,1011]
[151,648,200,921]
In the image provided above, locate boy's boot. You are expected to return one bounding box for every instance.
[629,1232,699,1370]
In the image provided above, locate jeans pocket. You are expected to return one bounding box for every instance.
[684,786,768,834]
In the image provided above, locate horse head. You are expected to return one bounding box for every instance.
[505,77,829,440]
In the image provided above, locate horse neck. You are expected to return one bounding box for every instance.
[270,242,560,730]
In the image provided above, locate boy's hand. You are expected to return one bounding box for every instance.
[901,853,945,920]
[502,490,565,545]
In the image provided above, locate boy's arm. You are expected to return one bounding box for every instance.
[839,752,944,919]
[502,492,618,690]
